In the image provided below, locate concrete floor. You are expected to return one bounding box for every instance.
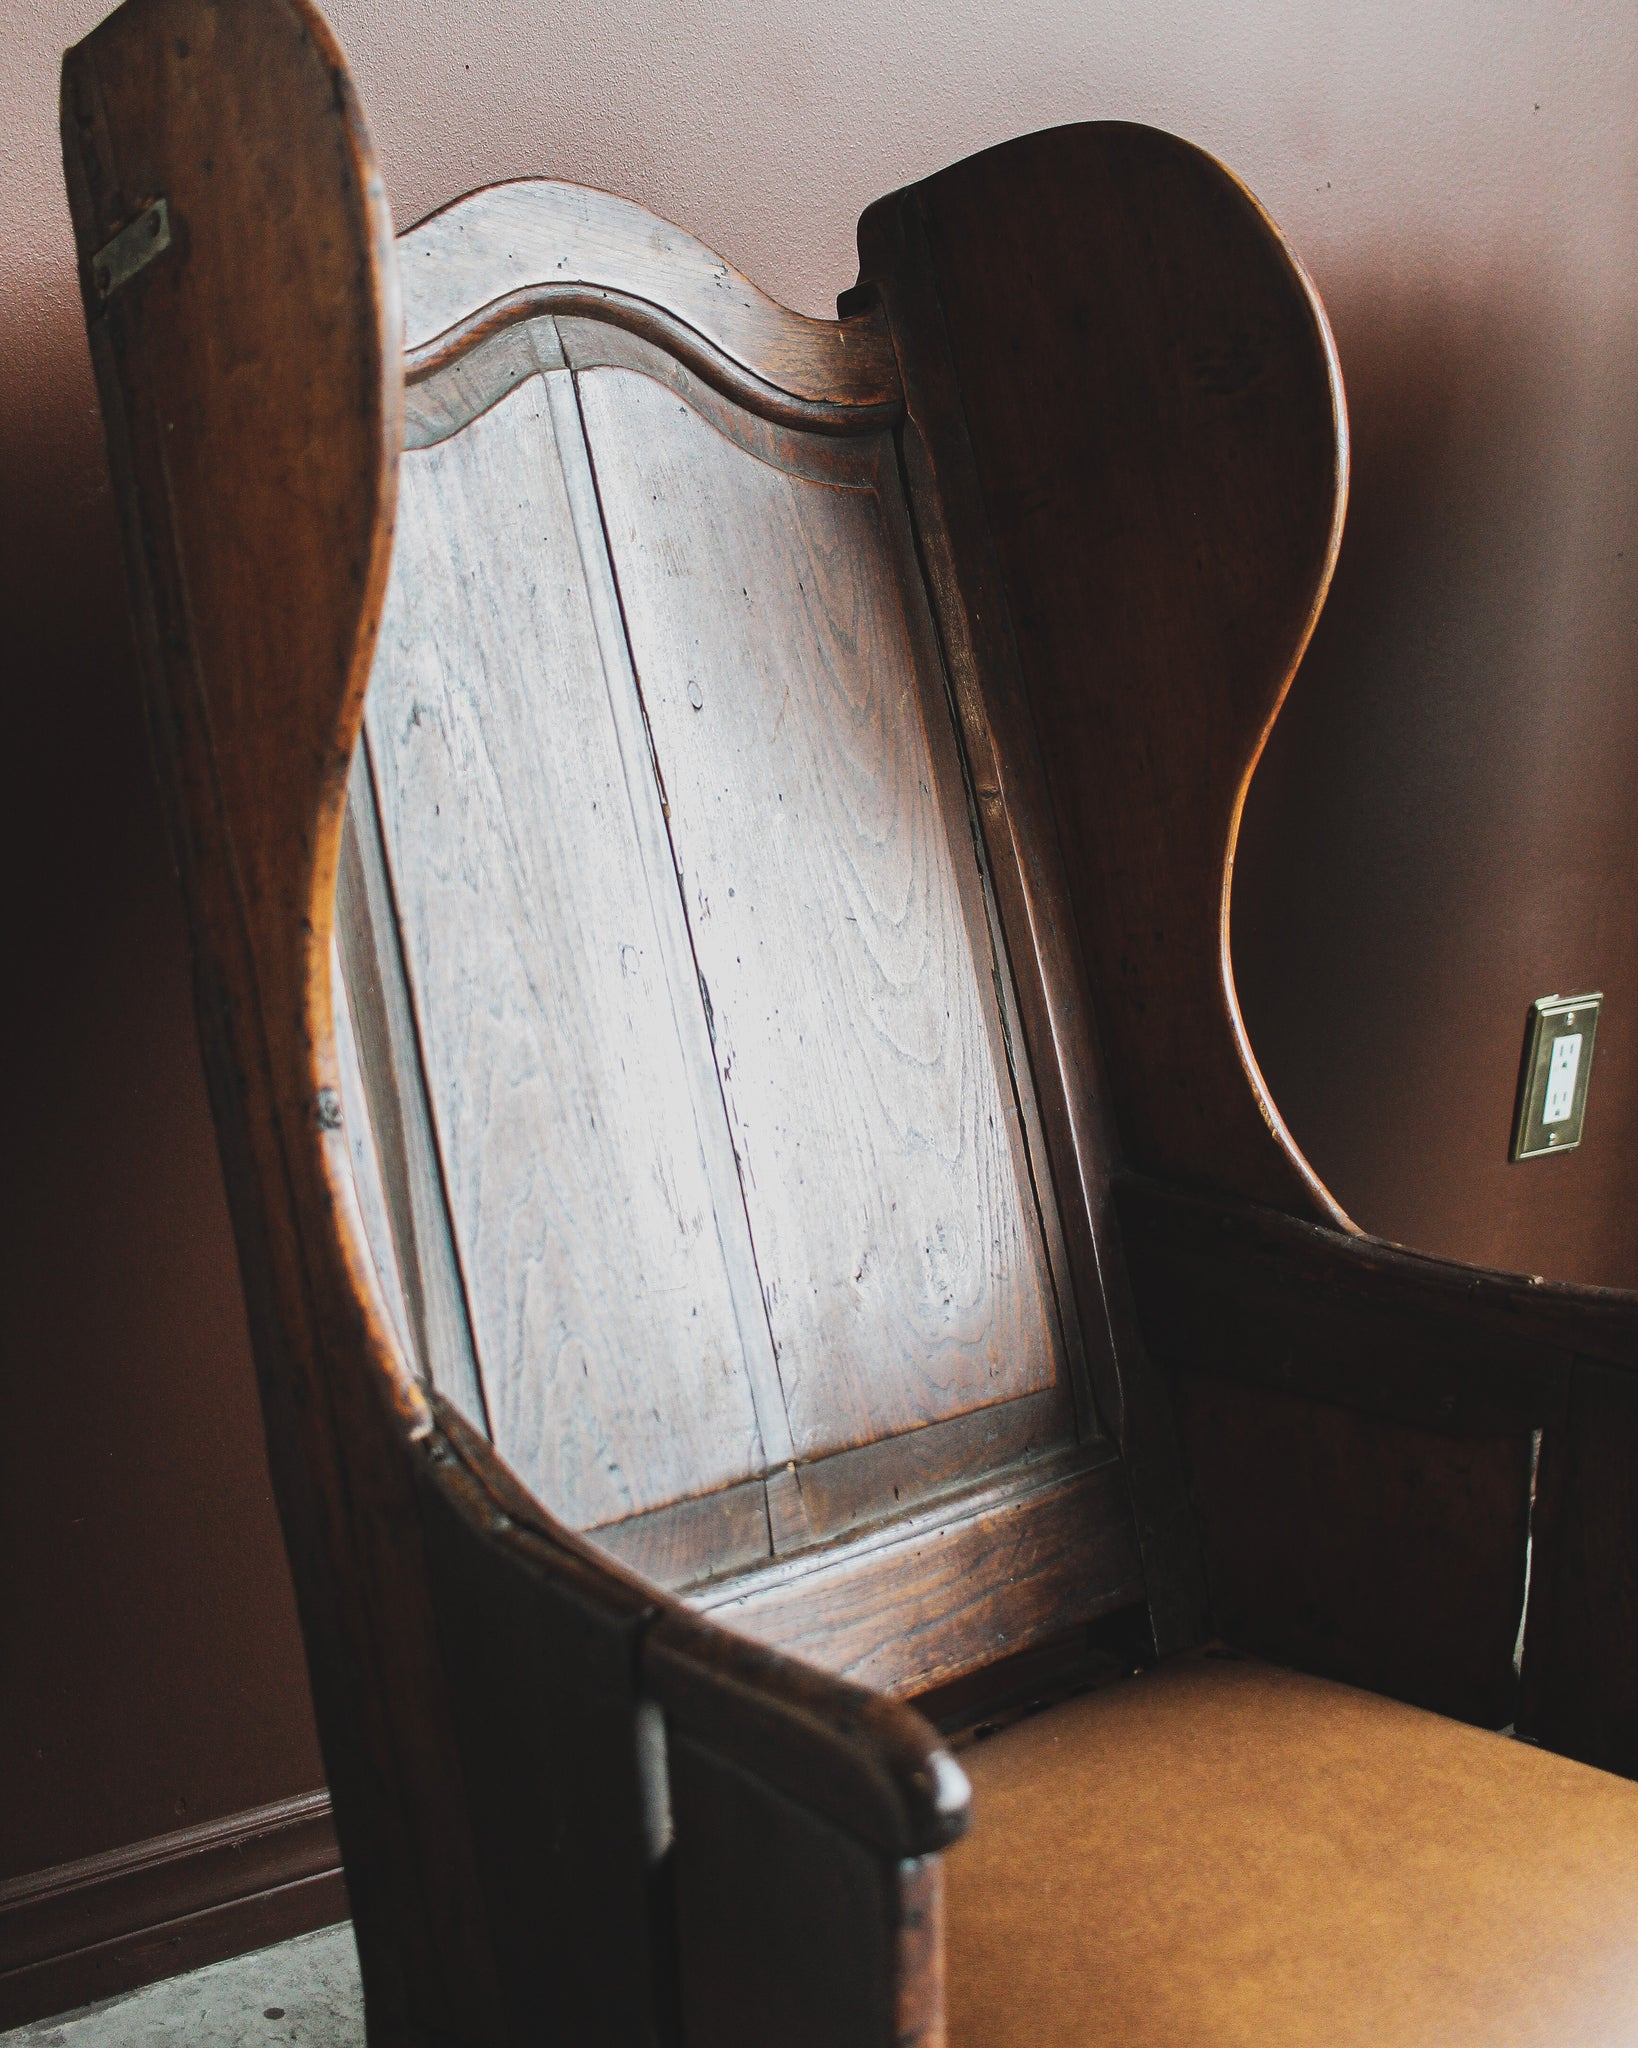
[1,1927,364,2048]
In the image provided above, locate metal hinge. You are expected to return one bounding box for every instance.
[92,198,171,299]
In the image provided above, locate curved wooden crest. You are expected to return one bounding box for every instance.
[400,181,901,423]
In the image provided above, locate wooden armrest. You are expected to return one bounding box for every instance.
[1117,1172,1638,1769]
[1117,1172,1638,1435]
[645,1606,971,1860]
[430,1393,969,1860]
[421,1400,965,2045]
[645,1606,961,2048]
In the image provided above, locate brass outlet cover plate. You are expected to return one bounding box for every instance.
[1511,992,1602,1161]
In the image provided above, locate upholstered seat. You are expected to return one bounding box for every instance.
[949,1654,1638,2048]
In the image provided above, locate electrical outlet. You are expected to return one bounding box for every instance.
[1511,993,1602,1161]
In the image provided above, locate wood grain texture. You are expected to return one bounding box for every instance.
[404,313,566,449]
[859,123,1349,1224]
[644,1600,971,1859]
[366,372,766,1528]
[859,177,1215,1647]
[330,930,416,1368]
[1178,1371,1534,1726]
[64,21,1240,2037]
[543,365,797,1492]
[695,1457,1143,1696]
[588,1476,774,1590]
[422,1400,975,2035]
[788,1385,1076,1551]
[581,365,1063,1461]
[336,743,488,1432]
[400,180,900,413]
[590,1388,1076,1595]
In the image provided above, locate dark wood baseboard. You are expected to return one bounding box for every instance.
[0,1790,349,2031]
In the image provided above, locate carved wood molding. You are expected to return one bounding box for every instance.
[406,286,901,439]
[400,180,901,414]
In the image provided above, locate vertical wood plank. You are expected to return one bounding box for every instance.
[581,366,1062,1462]
[330,931,416,1368]
[543,366,795,1496]
[336,744,488,1432]
[365,373,766,1528]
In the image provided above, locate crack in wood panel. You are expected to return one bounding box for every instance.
[363,374,765,1528]
[580,365,1065,1465]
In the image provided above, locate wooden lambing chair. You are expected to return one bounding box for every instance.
[61,0,1638,2041]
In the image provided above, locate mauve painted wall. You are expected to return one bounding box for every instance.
[3,0,1634,1883]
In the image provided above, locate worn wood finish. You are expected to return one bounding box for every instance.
[860,124,1349,1224]
[330,932,416,1368]
[61,8,972,2034]
[644,1608,970,1860]
[407,1403,664,2047]
[360,284,1100,1639]
[697,1455,1141,1695]
[1177,1372,1534,1726]
[581,362,1065,1459]
[412,1398,973,2044]
[786,1384,1076,1552]
[400,181,901,416]
[649,1603,967,2048]
[366,370,767,1529]
[336,745,488,1431]
[593,1385,1077,1595]
[894,1856,947,2048]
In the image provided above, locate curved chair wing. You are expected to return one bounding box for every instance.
[859,123,1352,1227]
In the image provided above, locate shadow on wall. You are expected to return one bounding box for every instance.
[0,328,327,1881]
[1234,266,1638,1289]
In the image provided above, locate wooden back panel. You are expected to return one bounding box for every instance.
[335,189,1136,1693]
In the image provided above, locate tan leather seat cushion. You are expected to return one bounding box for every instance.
[948,1653,1638,2047]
